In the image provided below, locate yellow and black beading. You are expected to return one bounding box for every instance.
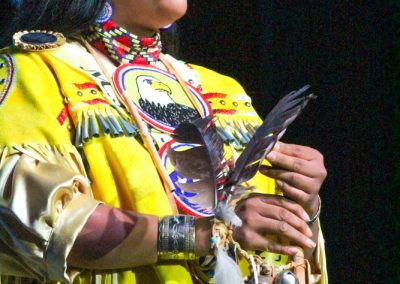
[85,20,162,65]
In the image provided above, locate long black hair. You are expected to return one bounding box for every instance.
[0,0,106,48]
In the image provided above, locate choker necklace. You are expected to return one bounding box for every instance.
[85,20,162,65]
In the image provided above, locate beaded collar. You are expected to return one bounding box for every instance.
[85,20,162,65]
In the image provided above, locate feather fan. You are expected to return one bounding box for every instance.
[167,116,227,210]
[167,85,315,214]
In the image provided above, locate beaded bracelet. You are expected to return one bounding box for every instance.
[157,215,196,260]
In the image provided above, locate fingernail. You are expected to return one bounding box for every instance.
[306,239,316,248]
[267,152,276,161]
[302,211,311,221]
[274,143,280,150]
[306,227,313,237]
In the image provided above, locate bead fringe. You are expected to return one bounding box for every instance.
[74,107,138,148]
[215,117,259,150]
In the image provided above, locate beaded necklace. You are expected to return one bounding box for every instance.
[85,20,162,65]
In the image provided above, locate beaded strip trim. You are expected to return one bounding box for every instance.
[0,54,15,107]
[85,20,162,65]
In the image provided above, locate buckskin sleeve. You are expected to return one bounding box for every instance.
[0,154,101,283]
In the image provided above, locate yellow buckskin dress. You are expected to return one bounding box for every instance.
[0,40,327,283]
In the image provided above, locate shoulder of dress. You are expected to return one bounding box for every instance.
[187,64,252,105]
[189,64,242,85]
[0,40,99,82]
[0,45,57,95]
[184,64,262,150]
[0,42,83,109]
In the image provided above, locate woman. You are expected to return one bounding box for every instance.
[0,0,327,283]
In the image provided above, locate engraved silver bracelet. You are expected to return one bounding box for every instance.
[157,215,196,260]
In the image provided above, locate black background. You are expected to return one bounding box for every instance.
[179,1,398,283]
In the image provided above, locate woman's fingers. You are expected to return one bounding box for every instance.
[257,194,310,221]
[257,203,312,237]
[274,142,324,161]
[275,179,309,204]
[259,167,320,196]
[261,217,315,248]
[266,150,326,179]
[235,195,315,250]
[235,231,301,256]
[236,194,309,222]
[261,142,327,214]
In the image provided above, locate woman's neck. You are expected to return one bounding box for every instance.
[119,23,157,38]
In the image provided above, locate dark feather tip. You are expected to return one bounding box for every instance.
[228,85,316,185]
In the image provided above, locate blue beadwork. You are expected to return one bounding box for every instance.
[96,1,113,23]
[160,23,173,31]
[0,54,16,108]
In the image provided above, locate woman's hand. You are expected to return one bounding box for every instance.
[260,142,327,217]
[233,194,316,256]
[198,142,327,258]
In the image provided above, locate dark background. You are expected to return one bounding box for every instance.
[179,1,398,283]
